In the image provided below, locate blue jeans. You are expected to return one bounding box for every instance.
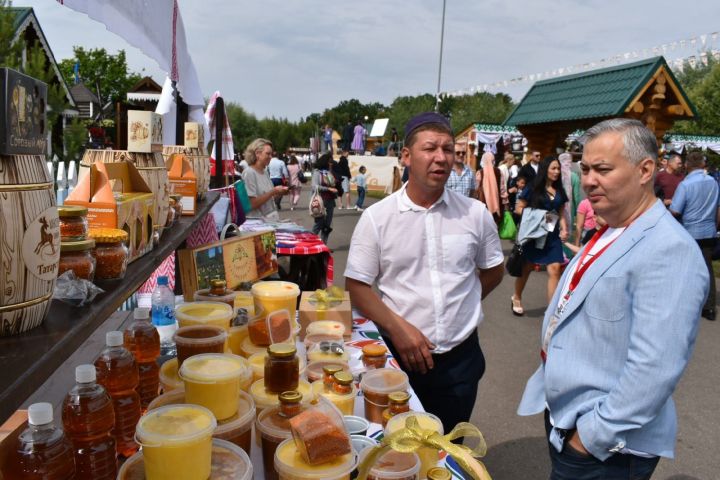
[355,187,366,208]
[544,411,660,480]
[312,198,335,244]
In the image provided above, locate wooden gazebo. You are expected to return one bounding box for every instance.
[504,56,697,156]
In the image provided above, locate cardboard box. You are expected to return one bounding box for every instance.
[178,230,278,301]
[127,110,163,153]
[66,161,156,262]
[166,153,197,215]
[184,122,204,148]
[298,291,352,340]
[0,68,47,155]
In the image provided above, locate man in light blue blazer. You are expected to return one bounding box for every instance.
[518,118,708,480]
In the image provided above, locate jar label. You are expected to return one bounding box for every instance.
[22,206,61,280]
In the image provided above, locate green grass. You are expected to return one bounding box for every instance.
[365,190,388,199]
[713,260,720,278]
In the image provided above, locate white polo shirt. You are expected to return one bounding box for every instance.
[345,184,504,353]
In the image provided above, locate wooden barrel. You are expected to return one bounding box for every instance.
[162,145,210,199]
[0,154,60,336]
[80,150,170,233]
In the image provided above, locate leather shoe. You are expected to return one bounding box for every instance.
[702,308,716,321]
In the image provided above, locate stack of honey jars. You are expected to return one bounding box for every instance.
[57,206,96,281]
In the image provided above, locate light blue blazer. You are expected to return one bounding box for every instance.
[518,200,708,460]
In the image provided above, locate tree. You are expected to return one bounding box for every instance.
[672,55,720,135]
[58,46,141,105]
[0,0,22,69]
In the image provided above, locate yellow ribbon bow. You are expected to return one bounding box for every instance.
[356,415,492,480]
[309,285,345,310]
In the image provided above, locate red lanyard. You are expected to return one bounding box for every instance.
[566,225,614,296]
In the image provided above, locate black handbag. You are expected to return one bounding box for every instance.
[506,242,525,277]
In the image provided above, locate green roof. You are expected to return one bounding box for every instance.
[8,7,33,32]
[504,56,695,126]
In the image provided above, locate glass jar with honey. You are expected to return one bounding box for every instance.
[322,365,344,393]
[256,391,306,480]
[58,206,88,241]
[264,344,299,394]
[88,228,129,280]
[361,344,388,370]
[59,239,96,281]
[193,279,237,310]
[381,391,411,427]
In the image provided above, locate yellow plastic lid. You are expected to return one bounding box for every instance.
[158,358,183,392]
[136,404,216,446]
[250,378,313,410]
[359,368,409,395]
[179,354,248,383]
[251,281,300,298]
[176,301,234,328]
[385,412,444,436]
[274,438,357,479]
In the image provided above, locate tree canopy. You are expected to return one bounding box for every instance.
[58,46,142,105]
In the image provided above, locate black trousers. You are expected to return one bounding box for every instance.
[382,331,485,433]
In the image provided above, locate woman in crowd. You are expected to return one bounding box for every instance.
[286,155,303,211]
[511,156,569,315]
[498,152,517,211]
[336,154,352,209]
[241,138,287,221]
[311,153,339,244]
[351,120,365,154]
[475,152,503,225]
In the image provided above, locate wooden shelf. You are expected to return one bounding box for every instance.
[0,192,219,424]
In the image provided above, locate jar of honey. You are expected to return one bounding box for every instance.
[381,391,411,427]
[194,279,237,310]
[361,344,388,370]
[322,365,344,393]
[88,228,129,280]
[264,344,299,394]
[59,239,96,281]
[58,206,88,241]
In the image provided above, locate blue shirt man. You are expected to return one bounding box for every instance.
[670,151,719,320]
[446,155,475,197]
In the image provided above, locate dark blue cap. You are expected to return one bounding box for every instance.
[404,112,452,143]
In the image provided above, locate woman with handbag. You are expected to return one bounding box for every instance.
[241,138,288,221]
[511,156,569,315]
[311,153,339,244]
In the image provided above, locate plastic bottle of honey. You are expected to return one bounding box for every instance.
[94,331,141,458]
[124,307,160,411]
[62,364,117,479]
[381,391,411,427]
[14,402,75,479]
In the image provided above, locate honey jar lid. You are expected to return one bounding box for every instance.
[322,364,344,376]
[210,278,227,289]
[170,193,183,201]
[58,205,88,217]
[88,228,129,244]
[60,238,95,252]
[333,371,353,385]
[267,343,297,358]
[388,391,410,403]
[278,391,303,404]
[361,344,387,357]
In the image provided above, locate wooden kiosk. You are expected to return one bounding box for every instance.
[504,56,697,155]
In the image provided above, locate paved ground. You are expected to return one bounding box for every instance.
[278,188,719,480]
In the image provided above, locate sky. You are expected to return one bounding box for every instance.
[17,0,720,122]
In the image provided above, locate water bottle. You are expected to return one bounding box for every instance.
[94,331,141,458]
[151,276,177,356]
[14,402,75,479]
[62,365,117,479]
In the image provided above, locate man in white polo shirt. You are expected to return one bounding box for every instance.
[345,112,505,430]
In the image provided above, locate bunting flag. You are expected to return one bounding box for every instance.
[441,30,720,98]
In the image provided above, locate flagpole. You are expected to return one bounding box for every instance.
[435,0,446,112]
